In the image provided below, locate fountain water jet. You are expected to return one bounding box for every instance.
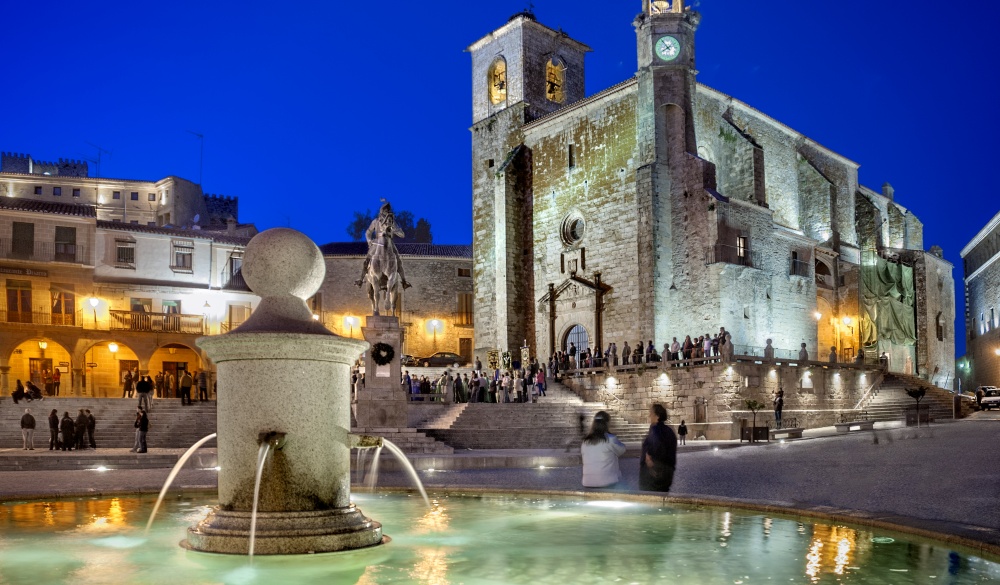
[183,228,385,555]
[145,432,217,534]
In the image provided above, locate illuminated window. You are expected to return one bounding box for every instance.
[737,237,748,258]
[545,58,566,103]
[50,285,75,326]
[458,268,471,277]
[488,58,507,105]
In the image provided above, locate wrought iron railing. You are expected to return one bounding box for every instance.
[220,269,251,291]
[706,243,759,269]
[109,310,204,334]
[0,238,90,264]
[0,309,79,326]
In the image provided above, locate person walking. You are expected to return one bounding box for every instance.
[773,390,784,429]
[580,411,627,488]
[86,409,97,448]
[639,404,677,492]
[59,412,75,451]
[179,370,193,405]
[678,420,688,446]
[48,409,59,450]
[20,408,35,450]
[132,408,149,453]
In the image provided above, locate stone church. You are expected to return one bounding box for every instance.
[470,1,954,384]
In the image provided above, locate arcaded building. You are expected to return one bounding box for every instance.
[469,1,954,384]
[958,210,1000,391]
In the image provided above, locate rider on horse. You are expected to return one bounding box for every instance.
[356,201,412,289]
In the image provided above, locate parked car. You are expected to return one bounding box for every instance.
[401,354,418,367]
[980,386,1000,410]
[414,352,465,368]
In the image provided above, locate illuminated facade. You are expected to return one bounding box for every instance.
[958,209,1000,391]
[0,156,258,397]
[469,1,954,384]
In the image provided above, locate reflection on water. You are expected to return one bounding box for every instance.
[0,494,995,585]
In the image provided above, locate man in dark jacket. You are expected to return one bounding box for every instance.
[20,409,35,450]
[179,371,193,406]
[639,403,678,492]
[59,412,75,451]
[48,409,59,450]
[134,408,149,453]
[86,409,97,448]
[74,409,89,450]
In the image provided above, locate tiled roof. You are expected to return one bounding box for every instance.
[96,220,252,246]
[320,242,472,258]
[0,197,97,217]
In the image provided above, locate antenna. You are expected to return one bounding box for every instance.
[186,130,204,185]
[85,142,112,178]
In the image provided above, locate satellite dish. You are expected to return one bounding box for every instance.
[192,214,200,224]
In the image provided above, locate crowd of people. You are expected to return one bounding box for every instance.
[550,327,735,372]
[19,408,98,451]
[394,357,550,404]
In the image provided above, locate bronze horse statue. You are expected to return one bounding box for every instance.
[358,203,409,316]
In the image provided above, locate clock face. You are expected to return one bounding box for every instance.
[655,36,681,61]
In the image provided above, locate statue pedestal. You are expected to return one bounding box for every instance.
[356,315,407,429]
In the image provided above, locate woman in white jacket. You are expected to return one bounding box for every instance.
[580,411,627,488]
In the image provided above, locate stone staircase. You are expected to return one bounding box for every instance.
[418,380,646,449]
[859,373,957,422]
[0,397,217,450]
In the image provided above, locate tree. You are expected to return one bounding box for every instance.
[346,209,373,241]
[745,399,766,443]
[347,209,433,244]
[905,387,926,427]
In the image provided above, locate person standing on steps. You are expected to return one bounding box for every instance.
[197,370,209,402]
[132,407,149,453]
[639,404,677,492]
[59,412,74,451]
[86,409,97,449]
[20,408,35,450]
[677,420,688,446]
[136,375,153,412]
[74,409,88,450]
[48,409,59,450]
[773,389,784,429]
[52,368,61,396]
[179,370,193,406]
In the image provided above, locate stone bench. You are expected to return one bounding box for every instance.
[834,420,875,433]
[768,427,804,440]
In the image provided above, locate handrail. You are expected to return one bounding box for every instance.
[852,368,886,411]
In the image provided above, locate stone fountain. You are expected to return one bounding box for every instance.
[183,228,385,555]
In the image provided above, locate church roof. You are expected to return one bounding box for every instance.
[320,242,472,259]
[0,197,97,217]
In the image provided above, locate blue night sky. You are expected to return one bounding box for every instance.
[4,1,998,356]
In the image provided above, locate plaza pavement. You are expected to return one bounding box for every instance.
[0,414,997,558]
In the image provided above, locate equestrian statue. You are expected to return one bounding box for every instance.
[356,201,411,315]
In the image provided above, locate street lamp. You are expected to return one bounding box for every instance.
[427,319,443,347]
[89,295,99,327]
[108,342,119,355]
[343,315,360,338]
[38,341,47,350]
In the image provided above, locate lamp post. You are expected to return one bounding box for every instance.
[427,319,443,349]
[89,295,99,328]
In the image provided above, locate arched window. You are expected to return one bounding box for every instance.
[488,58,507,105]
[565,324,590,353]
[545,57,565,103]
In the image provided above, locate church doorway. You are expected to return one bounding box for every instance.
[564,324,590,353]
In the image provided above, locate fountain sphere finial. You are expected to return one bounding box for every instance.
[242,228,325,300]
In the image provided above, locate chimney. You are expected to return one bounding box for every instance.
[226,216,237,235]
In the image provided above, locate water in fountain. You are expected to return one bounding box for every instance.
[145,432,218,534]
[248,442,272,560]
[366,445,383,490]
[381,439,430,508]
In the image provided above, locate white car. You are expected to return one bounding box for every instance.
[980,387,1000,410]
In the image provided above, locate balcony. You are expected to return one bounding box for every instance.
[0,239,90,264]
[109,310,205,334]
[221,268,251,291]
[707,244,759,269]
[790,259,810,277]
[0,309,78,327]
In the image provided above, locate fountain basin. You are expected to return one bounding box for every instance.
[1,491,997,584]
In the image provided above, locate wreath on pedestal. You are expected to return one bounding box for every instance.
[371,342,395,366]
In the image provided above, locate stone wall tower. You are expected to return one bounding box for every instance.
[467,11,590,360]
[633,0,719,343]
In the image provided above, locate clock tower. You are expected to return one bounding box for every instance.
[634,0,701,162]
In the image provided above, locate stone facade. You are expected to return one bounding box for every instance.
[469,2,954,386]
[564,361,881,439]
[317,243,474,363]
[958,210,1000,391]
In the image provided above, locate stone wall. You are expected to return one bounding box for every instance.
[562,361,879,439]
